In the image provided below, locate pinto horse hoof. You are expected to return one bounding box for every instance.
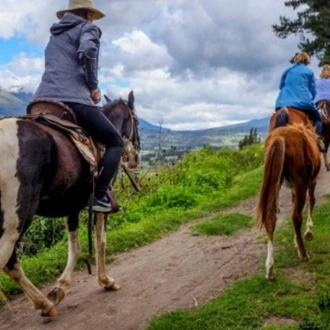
[105,281,120,291]
[41,305,57,317]
[47,287,65,306]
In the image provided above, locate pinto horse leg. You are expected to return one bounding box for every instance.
[95,213,119,290]
[47,214,80,306]
[292,188,309,261]
[4,250,56,317]
[304,183,316,241]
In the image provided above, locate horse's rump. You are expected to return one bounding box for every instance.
[0,118,91,218]
[269,107,313,132]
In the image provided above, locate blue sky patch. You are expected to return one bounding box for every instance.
[0,38,43,65]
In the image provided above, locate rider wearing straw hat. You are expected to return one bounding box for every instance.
[34,0,124,213]
[56,0,106,20]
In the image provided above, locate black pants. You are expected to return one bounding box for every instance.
[64,102,124,199]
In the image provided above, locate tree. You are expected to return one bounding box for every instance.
[272,0,330,66]
[238,127,261,150]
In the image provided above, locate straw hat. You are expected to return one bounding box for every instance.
[56,0,106,20]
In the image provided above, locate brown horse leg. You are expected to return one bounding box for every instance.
[323,141,330,171]
[4,251,56,317]
[265,231,276,280]
[47,215,80,306]
[304,183,316,241]
[292,188,309,261]
[95,213,119,290]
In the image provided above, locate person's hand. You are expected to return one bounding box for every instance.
[91,89,101,104]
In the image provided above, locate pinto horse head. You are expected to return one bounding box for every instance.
[102,91,140,170]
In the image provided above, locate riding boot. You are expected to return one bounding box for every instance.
[314,121,325,152]
[318,138,326,153]
[93,184,111,213]
[92,146,122,213]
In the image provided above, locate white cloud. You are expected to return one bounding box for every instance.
[0,53,43,93]
[0,0,313,130]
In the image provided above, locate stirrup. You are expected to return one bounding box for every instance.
[318,139,326,153]
[107,191,120,213]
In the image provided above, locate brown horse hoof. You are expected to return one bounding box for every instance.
[41,305,57,317]
[47,287,65,306]
[304,232,313,241]
[265,274,276,281]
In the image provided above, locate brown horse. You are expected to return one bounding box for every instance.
[317,100,330,171]
[0,91,140,316]
[256,123,321,280]
[269,106,313,132]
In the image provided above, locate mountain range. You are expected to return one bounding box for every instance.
[0,89,270,150]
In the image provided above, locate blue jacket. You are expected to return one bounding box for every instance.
[34,13,101,106]
[315,78,330,104]
[275,63,317,110]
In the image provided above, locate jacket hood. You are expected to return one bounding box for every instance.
[50,12,85,35]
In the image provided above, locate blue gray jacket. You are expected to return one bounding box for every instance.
[315,78,330,104]
[34,12,101,106]
[275,63,317,111]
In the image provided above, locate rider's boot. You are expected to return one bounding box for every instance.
[92,185,112,213]
[318,138,326,153]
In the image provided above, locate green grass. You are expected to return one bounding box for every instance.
[0,164,263,299]
[147,199,330,330]
[192,213,252,236]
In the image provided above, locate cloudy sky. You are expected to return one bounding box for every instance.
[0,0,319,130]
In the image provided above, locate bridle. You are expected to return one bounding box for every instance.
[318,101,330,120]
[125,103,140,153]
[120,102,141,192]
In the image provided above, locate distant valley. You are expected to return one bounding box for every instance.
[0,88,269,159]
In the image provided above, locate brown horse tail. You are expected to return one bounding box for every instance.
[255,136,285,229]
[275,108,289,128]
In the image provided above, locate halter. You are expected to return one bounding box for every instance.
[125,101,140,152]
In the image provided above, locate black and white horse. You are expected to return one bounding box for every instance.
[0,91,140,316]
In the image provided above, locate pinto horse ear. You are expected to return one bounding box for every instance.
[128,90,134,109]
[104,94,112,103]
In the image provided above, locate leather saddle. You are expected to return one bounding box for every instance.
[27,99,102,169]
[27,98,78,124]
[26,99,120,213]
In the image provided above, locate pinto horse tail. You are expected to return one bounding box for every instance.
[255,136,285,229]
[275,108,289,128]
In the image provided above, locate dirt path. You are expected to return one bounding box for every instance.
[1,166,330,330]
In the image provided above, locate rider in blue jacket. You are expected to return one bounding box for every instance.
[275,52,324,150]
